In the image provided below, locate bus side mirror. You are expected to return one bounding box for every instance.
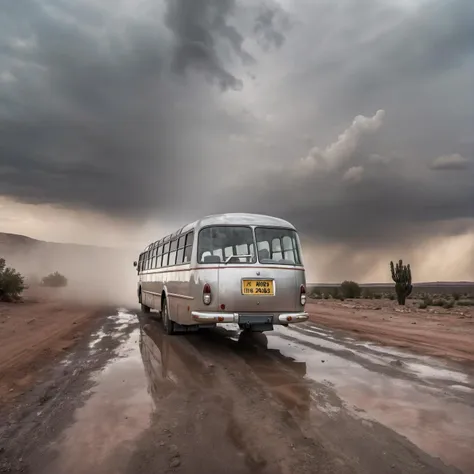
[133,261,137,267]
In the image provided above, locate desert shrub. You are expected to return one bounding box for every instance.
[310,289,322,299]
[452,292,461,301]
[42,271,68,288]
[388,293,396,301]
[361,288,373,299]
[457,299,474,307]
[330,288,345,301]
[418,302,428,309]
[423,296,433,306]
[0,258,25,302]
[340,280,361,299]
[443,299,455,309]
[373,293,382,299]
[432,299,445,307]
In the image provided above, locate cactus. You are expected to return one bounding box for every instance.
[390,259,412,305]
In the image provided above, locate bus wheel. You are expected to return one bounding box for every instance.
[141,303,150,314]
[162,298,175,335]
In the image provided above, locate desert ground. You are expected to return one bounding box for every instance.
[1,286,473,474]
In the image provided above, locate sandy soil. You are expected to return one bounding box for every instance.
[306,299,474,363]
[0,287,109,403]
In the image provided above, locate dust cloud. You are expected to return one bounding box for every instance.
[0,235,140,308]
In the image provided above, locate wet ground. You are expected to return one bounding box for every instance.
[1,309,473,474]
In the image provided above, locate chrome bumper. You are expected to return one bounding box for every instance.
[191,312,308,324]
[277,313,309,323]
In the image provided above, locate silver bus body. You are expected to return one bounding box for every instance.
[133,213,309,334]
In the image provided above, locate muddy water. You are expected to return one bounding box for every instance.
[39,311,473,474]
[268,324,474,473]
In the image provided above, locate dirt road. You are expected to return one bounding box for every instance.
[0,289,111,403]
[1,308,472,474]
[306,300,474,362]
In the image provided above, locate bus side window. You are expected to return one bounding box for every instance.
[184,231,194,263]
[157,245,163,268]
[162,242,170,267]
[177,235,186,264]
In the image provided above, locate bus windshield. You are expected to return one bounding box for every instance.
[198,226,256,264]
[255,227,302,265]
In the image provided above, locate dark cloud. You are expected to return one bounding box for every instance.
[0,0,472,255]
[164,0,254,91]
[214,109,474,246]
[253,2,292,51]
[0,0,267,220]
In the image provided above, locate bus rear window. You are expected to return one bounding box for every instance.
[198,226,256,264]
[255,228,302,265]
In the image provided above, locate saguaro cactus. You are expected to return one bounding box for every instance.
[390,259,412,305]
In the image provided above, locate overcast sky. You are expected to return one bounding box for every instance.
[1,0,473,282]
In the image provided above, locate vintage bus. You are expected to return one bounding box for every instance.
[133,213,308,334]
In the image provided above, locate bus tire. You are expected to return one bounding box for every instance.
[162,298,176,335]
[141,303,150,314]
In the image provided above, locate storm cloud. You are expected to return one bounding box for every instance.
[1,0,473,276]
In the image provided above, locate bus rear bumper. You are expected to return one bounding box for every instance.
[277,312,308,323]
[191,312,308,324]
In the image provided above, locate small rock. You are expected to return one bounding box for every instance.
[208,363,214,368]
[411,322,416,324]
[169,457,181,468]
[159,441,165,447]
[26,318,36,324]
[321,360,325,363]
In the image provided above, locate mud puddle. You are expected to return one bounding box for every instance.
[39,312,153,474]
[267,323,474,473]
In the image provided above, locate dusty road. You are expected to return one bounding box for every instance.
[0,289,112,404]
[306,300,474,362]
[1,309,473,474]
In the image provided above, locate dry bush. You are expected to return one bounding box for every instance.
[42,271,68,288]
[340,280,361,299]
[0,257,25,302]
[457,299,474,307]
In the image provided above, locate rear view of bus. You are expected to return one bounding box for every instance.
[191,214,308,332]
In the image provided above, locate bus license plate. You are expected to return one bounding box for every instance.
[241,279,274,295]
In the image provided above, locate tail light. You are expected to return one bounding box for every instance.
[203,283,211,305]
[300,285,306,306]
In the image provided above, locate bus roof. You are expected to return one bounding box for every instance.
[140,213,296,253]
[195,213,296,230]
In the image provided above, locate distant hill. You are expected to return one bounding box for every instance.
[307,281,474,296]
[0,232,119,252]
[308,281,474,287]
